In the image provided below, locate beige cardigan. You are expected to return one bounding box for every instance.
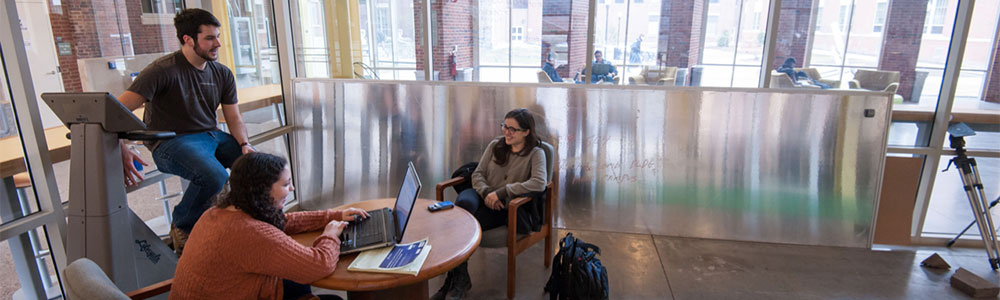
[471,137,547,201]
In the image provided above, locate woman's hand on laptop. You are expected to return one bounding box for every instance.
[336,207,370,222]
[323,220,348,238]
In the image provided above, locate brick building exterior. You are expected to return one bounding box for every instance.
[414,0,475,81]
[878,0,930,102]
[773,0,812,69]
[126,0,180,55]
[986,21,1000,103]
[46,0,176,92]
[541,0,589,79]
[657,0,706,84]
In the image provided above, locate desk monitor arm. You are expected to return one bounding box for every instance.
[40,92,176,292]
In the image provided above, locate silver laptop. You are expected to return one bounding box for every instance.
[339,162,421,254]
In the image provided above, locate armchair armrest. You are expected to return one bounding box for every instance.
[849,80,861,89]
[507,196,533,211]
[126,279,172,300]
[435,177,466,201]
[883,82,899,94]
[506,196,532,246]
[658,77,676,86]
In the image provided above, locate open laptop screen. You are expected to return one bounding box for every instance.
[392,162,421,242]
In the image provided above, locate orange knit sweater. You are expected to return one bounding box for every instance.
[170,208,342,299]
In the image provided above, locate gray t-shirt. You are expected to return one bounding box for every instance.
[127,51,237,134]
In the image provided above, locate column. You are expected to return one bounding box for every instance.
[878,0,930,101]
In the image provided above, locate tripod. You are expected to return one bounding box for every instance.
[941,129,1000,270]
[947,195,1000,247]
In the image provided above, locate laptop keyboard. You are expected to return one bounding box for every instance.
[344,210,386,247]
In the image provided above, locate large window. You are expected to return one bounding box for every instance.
[700,0,769,87]
[362,0,416,80]
[0,1,292,297]
[226,0,281,89]
[292,0,416,80]
[592,0,663,83]
[873,2,887,33]
[919,0,1000,238]
[478,0,543,83]
[925,0,949,35]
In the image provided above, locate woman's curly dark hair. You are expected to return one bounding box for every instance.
[215,152,288,230]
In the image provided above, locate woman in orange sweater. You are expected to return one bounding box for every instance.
[171,152,368,299]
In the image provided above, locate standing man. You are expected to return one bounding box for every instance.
[117,8,254,254]
[630,34,643,64]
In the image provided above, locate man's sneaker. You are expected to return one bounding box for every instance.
[169,224,189,256]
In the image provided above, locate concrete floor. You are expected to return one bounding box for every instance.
[4,217,1000,299]
[311,228,1000,300]
[453,229,1000,300]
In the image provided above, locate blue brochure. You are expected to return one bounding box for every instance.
[379,239,427,269]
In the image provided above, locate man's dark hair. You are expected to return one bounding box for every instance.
[594,50,602,55]
[215,152,288,230]
[174,8,221,45]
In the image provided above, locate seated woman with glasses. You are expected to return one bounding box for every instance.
[171,152,368,300]
[433,108,548,300]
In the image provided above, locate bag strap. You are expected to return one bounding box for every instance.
[546,233,576,299]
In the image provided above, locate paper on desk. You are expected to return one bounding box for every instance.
[347,238,431,276]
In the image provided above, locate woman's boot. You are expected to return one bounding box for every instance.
[445,262,471,300]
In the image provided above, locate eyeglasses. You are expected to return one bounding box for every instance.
[500,123,526,133]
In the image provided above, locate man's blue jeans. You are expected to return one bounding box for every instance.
[152,130,242,233]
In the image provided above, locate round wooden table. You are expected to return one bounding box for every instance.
[291,198,481,300]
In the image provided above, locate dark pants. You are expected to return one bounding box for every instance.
[455,189,507,231]
[283,280,343,300]
[152,130,242,233]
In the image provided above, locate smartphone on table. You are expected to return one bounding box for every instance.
[428,201,455,212]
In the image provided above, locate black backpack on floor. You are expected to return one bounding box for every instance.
[544,232,610,300]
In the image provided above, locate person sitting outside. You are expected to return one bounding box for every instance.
[776,57,831,89]
[574,50,618,84]
[170,152,369,300]
[541,45,564,82]
[432,108,548,300]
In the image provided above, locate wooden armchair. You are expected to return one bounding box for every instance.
[435,141,557,300]
[849,69,900,94]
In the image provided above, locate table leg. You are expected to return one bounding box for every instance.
[346,281,429,300]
